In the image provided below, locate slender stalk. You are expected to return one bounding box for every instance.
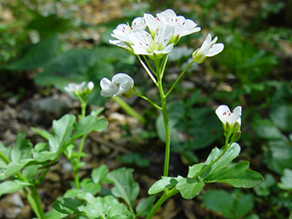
[0,150,10,164]
[134,93,162,111]
[159,54,169,80]
[112,96,146,124]
[30,187,45,219]
[156,61,171,177]
[22,188,42,219]
[146,188,179,219]
[74,134,86,190]
[165,61,194,98]
[142,55,157,76]
[80,102,87,119]
[137,56,157,85]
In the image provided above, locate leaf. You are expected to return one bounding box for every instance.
[270,105,292,132]
[148,177,179,195]
[277,168,292,190]
[202,189,254,219]
[33,143,57,162]
[48,115,76,153]
[0,181,23,197]
[252,118,283,140]
[175,178,205,199]
[202,143,241,177]
[34,47,115,105]
[5,159,34,177]
[187,163,204,178]
[11,131,33,162]
[106,167,139,208]
[264,139,292,174]
[201,190,234,218]
[80,178,101,195]
[118,153,150,167]
[136,196,156,216]
[44,209,68,219]
[22,165,43,182]
[31,127,52,140]
[72,116,108,139]
[254,174,275,196]
[205,161,264,188]
[90,107,104,117]
[91,164,109,184]
[53,197,83,215]
[27,15,71,38]
[76,192,132,218]
[0,141,11,158]
[8,35,60,70]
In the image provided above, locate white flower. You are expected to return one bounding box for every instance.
[157,9,201,42]
[144,9,200,44]
[128,25,174,59]
[100,73,135,97]
[64,81,94,97]
[192,33,224,63]
[109,17,146,51]
[216,105,242,132]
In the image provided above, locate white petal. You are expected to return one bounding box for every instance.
[100,81,119,97]
[112,73,134,88]
[206,43,224,57]
[144,13,160,33]
[215,105,231,123]
[200,33,212,51]
[100,78,112,89]
[87,81,94,90]
[131,17,146,31]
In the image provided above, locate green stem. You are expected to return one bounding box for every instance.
[0,150,10,164]
[137,56,157,85]
[135,93,162,111]
[165,61,194,99]
[146,188,179,219]
[30,187,45,219]
[142,55,157,76]
[23,188,42,219]
[112,96,146,124]
[81,102,87,119]
[73,134,86,190]
[159,54,169,80]
[156,67,171,177]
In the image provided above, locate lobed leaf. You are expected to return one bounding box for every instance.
[0,181,23,197]
[91,164,109,184]
[136,196,156,216]
[175,178,205,199]
[72,116,108,139]
[148,176,180,195]
[107,167,139,208]
[48,115,76,153]
[201,143,241,178]
[204,161,264,188]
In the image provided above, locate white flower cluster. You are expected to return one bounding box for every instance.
[65,81,94,98]
[110,9,201,59]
